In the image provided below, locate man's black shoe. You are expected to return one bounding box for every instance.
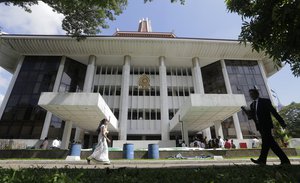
[250,158,266,165]
[280,161,291,165]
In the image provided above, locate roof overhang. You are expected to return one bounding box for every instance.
[169,94,247,132]
[0,34,278,76]
[38,92,118,132]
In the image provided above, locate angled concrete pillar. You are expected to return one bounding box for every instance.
[61,121,73,149]
[40,56,66,139]
[192,57,205,94]
[202,128,212,140]
[0,56,24,118]
[192,57,211,139]
[73,55,97,143]
[83,55,96,92]
[118,55,130,140]
[74,127,84,143]
[258,60,275,104]
[214,121,224,139]
[182,121,189,146]
[159,56,170,140]
[221,59,243,140]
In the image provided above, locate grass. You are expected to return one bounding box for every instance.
[0,165,299,183]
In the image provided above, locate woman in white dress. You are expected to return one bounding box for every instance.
[86,118,111,164]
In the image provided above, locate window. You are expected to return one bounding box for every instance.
[0,56,61,139]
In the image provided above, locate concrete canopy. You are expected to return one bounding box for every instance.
[0,34,279,77]
[38,92,118,132]
[169,94,247,132]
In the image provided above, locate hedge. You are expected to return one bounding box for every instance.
[0,165,299,183]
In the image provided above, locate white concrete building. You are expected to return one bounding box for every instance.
[0,20,278,149]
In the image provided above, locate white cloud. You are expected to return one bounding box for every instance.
[0,2,65,34]
[0,67,5,74]
[0,67,11,88]
[0,76,9,88]
[0,94,4,106]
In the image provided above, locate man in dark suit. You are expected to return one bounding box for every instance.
[241,89,290,165]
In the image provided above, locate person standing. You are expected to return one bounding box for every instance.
[51,137,60,149]
[224,139,231,149]
[40,137,49,149]
[218,136,225,148]
[180,140,186,147]
[86,118,111,165]
[231,139,236,149]
[252,136,260,148]
[242,89,290,165]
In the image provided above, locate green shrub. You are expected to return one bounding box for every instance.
[0,166,299,183]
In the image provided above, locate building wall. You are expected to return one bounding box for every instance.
[225,60,270,138]
[0,56,61,139]
[0,55,271,142]
[47,58,87,139]
[91,59,270,140]
[92,64,196,139]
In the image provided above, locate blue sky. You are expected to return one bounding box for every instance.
[0,0,299,105]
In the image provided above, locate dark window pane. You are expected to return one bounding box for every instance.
[0,56,60,139]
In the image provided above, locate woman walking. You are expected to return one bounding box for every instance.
[86,118,111,165]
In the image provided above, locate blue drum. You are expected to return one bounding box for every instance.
[148,144,159,159]
[123,143,134,159]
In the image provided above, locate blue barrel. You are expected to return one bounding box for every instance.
[148,144,159,159]
[70,144,82,156]
[123,143,134,159]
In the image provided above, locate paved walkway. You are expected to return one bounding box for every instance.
[0,158,299,169]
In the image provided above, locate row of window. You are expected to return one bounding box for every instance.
[94,86,121,96]
[93,85,195,97]
[96,66,193,76]
[167,87,194,96]
[127,109,161,120]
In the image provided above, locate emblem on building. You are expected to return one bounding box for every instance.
[138,74,150,90]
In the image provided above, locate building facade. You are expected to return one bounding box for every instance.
[0,20,277,149]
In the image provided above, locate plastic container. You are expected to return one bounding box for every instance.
[148,144,159,159]
[123,143,134,159]
[70,144,82,156]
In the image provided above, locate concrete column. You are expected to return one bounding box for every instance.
[258,60,275,104]
[181,121,189,146]
[192,57,205,94]
[118,55,130,140]
[74,55,96,142]
[220,59,243,140]
[61,121,73,149]
[83,55,96,92]
[74,127,84,143]
[0,56,24,118]
[214,121,224,139]
[88,134,93,148]
[40,56,66,139]
[202,128,212,140]
[159,56,169,141]
[191,57,211,139]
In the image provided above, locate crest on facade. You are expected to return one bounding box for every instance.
[138,74,150,90]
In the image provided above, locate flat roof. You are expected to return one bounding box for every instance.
[0,34,278,76]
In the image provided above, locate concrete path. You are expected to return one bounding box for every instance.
[0,158,299,169]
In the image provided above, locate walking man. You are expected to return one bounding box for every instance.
[242,89,290,165]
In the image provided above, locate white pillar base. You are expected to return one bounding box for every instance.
[65,156,81,161]
[203,128,212,140]
[233,113,243,140]
[61,121,73,149]
[214,121,224,139]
